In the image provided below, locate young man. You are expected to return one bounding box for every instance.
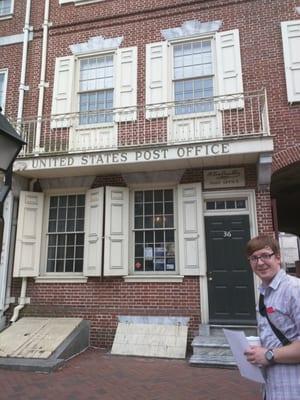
[245,235,300,400]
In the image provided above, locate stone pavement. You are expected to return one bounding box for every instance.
[0,348,261,400]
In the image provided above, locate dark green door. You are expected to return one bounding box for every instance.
[205,215,256,325]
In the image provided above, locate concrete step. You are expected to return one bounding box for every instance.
[189,353,236,368]
[199,324,258,337]
[191,336,233,358]
[189,323,258,368]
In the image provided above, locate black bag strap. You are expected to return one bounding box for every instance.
[259,294,291,346]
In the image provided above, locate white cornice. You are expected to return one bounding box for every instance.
[70,35,123,55]
[161,20,222,41]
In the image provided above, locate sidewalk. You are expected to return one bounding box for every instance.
[0,348,261,400]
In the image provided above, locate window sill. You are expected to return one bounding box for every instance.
[75,122,114,130]
[0,14,13,20]
[35,276,88,284]
[172,111,216,120]
[123,275,184,283]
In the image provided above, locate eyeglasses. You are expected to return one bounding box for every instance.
[248,252,275,263]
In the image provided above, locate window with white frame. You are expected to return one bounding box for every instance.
[0,0,12,16]
[133,189,176,273]
[51,43,137,131]
[79,55,114,125]
[0,70,8,111]
[173,40,214,115]
[146,23,244,118]
[281,20,300,103]
[46,194,85,273]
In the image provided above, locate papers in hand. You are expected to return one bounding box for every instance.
[223,329,265,383]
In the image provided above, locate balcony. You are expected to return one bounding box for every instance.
[14,89,270,158]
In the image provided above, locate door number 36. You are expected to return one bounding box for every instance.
[223,231,232,238]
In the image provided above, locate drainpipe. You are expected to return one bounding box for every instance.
[10,277,27,323]
[9,179,36,324]
[17,0,32,123]
[3,195,17,312]
[8,0,32,325]
[35,0,51,152]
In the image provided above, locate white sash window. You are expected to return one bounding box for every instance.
[0,0,12,16]
[173,40,214,115]
[0,69,8,112]
[79,55,114,125]
[281,20,300,103]
[46,194,85,273]
[133,189,176,273]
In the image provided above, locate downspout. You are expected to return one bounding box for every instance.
[9,179,36,323]
[10,277,27,323]
[35,0,51,152]
[8,0,33,324]
[17,0,32,123]
[3,196,17,312]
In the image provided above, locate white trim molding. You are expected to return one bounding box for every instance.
[161,19,222,41]
[70,35,123,55]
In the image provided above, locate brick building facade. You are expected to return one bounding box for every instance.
[0,0,299,348]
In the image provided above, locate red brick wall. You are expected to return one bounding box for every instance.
[11,276,200,348]
[3,0,299,348]
[2,0,299,154]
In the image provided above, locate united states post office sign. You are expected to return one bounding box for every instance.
[204,168,245,189]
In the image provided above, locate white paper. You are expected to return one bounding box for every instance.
[223,329,265,383]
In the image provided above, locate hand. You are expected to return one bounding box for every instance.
[244,346,270,367]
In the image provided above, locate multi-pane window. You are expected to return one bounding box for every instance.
[173,40,214,114]
[0,0,12,16]
[79,55,114,125]
[205,199,246,210]
[134,189,176,273]
[0,70,7,111]
[46,194,85,273]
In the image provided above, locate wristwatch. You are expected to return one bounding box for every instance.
[265,349,275,365]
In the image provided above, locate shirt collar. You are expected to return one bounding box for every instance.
[258,268,286,294]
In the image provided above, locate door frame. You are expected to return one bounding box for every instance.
[199,189,259,324]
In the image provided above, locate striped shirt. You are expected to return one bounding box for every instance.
[258,269,300,400]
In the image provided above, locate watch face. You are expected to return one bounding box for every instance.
[265,350,274,362]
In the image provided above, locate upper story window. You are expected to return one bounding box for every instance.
[51,36,137,128]
[0,0,12,16]
[0,69,8,112]
[173,40,214,114]
[146,20,244,117]
[79,55,114,125]
[46,194,85,273]
[281,20,300,103]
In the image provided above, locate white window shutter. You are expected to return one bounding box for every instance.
[177,183,204,276]
[104,186,129,276]
[51,56,75,127]
[145,41,169,118]
[281,20,300,103]
[115,47,137,122]
[216,29,244,109]
[83,187,104,277]
[13,191,44,277]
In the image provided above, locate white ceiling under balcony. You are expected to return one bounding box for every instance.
[13,136,273,179]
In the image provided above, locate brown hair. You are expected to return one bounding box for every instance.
[246,235,280,257]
